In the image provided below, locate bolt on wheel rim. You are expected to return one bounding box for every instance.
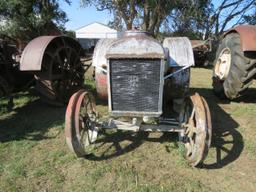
[215,48,231,80]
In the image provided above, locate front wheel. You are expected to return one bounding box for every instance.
[65,90,99,157]
[179,93,212,167]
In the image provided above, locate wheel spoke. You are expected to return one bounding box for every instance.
[179,93,211,167]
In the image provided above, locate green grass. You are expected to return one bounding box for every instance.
[0,67,256,192]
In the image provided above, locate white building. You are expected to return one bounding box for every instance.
[75,22,121,51]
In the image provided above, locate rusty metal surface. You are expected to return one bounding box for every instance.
[180,93,211,167]
[106,30,165,59]
[201,96,212,156]
[190,40,211,51]
[92,38,116,100]
[65,90,97,157]
[225,25,256,52]
[163,37,194,67]
[95,72,108,100]
[20,36,56,71]
[25,35,85,105]
[190,40,205,47]
[65,90,84,155]
[106,30,166,117]
[20,35,82,71]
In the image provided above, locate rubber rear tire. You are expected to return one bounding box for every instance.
[212,33,256,99]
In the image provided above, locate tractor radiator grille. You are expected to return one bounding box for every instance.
[109,59,162,114]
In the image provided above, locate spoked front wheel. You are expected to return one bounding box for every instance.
[179,93,212,167]
[65,90,99,157]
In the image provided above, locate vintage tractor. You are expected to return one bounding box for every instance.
[0,34,86,107]
[212,25,256,99]
[92,38,214,101]
[65,31,212,167]
[0,35,33,107]
[190,39,212,67]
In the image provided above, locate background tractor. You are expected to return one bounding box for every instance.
[65,31,212,167]
[212,25,256,99]
[0,34,87,107]
[0,35,33,108]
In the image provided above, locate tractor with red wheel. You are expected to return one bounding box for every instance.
[65,31,212,167]
[212,25,256,99]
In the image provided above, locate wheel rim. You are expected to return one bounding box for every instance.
[179,93,211,166]
[65,90,98,157]
[75,91,98,154]
[215,48,231,80]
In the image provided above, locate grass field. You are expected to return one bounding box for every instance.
[0,67,256,192]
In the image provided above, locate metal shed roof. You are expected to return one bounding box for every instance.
[75,22,120,39]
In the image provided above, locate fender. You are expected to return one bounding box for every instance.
[225,25,256,52]
[20,36,81,71]
[163,37,195,67]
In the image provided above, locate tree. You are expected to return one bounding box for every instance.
[203,0,255,39]
[81,0,256,39]
[80,0,179,36]
[243,14,256,25]
[0,0,70,41]
[166,0,212,39]
[242,3,256,25]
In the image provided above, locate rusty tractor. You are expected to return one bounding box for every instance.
[212,25,256,99]
[0,35,33,108]
[190,39,212,67]
[0,34,86,107]
[92,38,214,101]
[65,31,212,167]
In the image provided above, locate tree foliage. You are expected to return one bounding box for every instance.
[165,0,211,39]
[81,0,256,39]
[80,0,179,36]
[0,0,70,41]
[202,0,255,39]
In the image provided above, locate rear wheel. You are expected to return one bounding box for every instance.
[34,37,85,106]
[212,33,256,99]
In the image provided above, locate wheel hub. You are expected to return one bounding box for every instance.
[215,48,231,80]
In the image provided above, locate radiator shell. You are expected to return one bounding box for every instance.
[108,58,165,117]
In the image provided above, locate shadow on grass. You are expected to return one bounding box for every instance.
[210,88,256,104]
[85,131,178,161]
[231,88,256,103]
[0,85,245,169]
[191,88,243,169]
[0,97,66,142]
[86,88,244,170]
